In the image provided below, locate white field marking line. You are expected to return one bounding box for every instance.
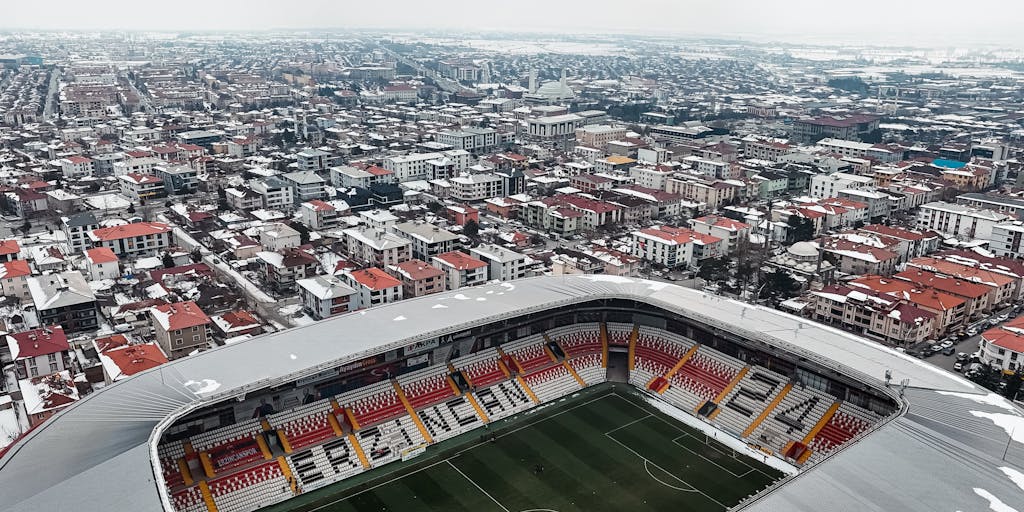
[604,431,725,509]
[644,460,698,492]
[670,434,755,478]
[609,393,773,479]
[604,414,653,434]
[447,460,511,512]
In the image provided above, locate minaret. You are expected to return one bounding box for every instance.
[528,69,537,93]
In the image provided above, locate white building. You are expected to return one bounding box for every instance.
[84,247,119,280]
[282,171,327,204]
[437,127,499,153]
[341,268,404,309]
[59,156,95,179]
[259,223,301,252]
[117,173,165,202]
[916,201,1011,241]
[392,222,460,261]
[343,227,411,267]
[431,251,488,290]
[297,200,342,230]
[470,244,529,282]
[88,222,171,257]
[450,173,504,201]
[988,223,1024,259]
[384,150,471,182]
[808,172,874,199]
[252,177,295,211]
[297,275,358,320]
[631,226,724,268]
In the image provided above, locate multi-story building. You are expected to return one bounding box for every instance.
[817,138,902,163]
[850,275,967,336]
[838,189,891,221]
[252,177,295,210]
[450,173,504,201]
[392,222,460,261]
[743,139,793,162]
[989,223,1024,260]
[224,186,264,210]
[297,200,341,230]
[689,215,751,255]
[112,156,162,177]
[343,227,411,267]
[383,150,471,182]
[117,173,166,202]
[431,251,488,290]
[575,125,627,149]
[330,165,395,189]
[387,259,447,298]
[526,114,584,145]
[282,171,328,204]
[61,212,100,254]
[0,260,32,301]
[59,156,95,179]
[437,127,499,153]
[297,275,358,320]
[150,301,212,360]
[470,244,529,282]
[154,165,199,195]
[809,284,935,346]
[84,247,119,280]
[341,267,403,309]
[791,114,880,143]
[93,334,168,383]
[979,317,1024,372]
[808,172,874,199]
[88,222,171,257]
[256,248,319,293]
[0,239,19,262]
[916,201,1011,241]
[26,272,98,333]
[5,326,69,379]
[956,193,1024,219]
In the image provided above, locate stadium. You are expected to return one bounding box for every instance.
[1,275,1022,512]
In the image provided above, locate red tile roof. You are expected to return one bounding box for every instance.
[0,239,21,256]
[393,259,445,280]
[0,259,31,279]
[434,251,488,270]
[91,222,170,241]
[85,247,119,265]
[348,267,402,290]
[151,301,210,331]
[8,326,68,359]
[983,327,1024,353]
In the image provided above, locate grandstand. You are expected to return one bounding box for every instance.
[1,276,1022,512]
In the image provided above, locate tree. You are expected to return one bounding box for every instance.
[1004,369,1023,401]
[217,187,230,212]
[463,219,480,238]
[760,269,800,303]
[162,252,176,268]
[292,222,311,245]
[127,203,136,215]
[697,257,730,284]
[787,216,815,243]
[189,248,203,264]
[18,219,31,236]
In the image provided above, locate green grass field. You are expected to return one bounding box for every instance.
[266,389,783,512]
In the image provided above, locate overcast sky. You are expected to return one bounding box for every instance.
[2,0,1022,47]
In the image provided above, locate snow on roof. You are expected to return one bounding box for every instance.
[150,301,210,331]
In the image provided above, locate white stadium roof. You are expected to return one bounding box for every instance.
[0,276,1022,511]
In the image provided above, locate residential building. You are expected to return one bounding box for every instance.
[809,285,935,346]
[383,150,471,182]
[59,156,95,178]
[689,215,751,254]
[791,114,880,143]
[386,259,447,298]
[437,127,499,153]
[117,173,166,202]
[210,311,263,339]
[343,227,411,267]
[450,173,504,201]
[0,260,32,301]
[808,172,874,199]
[27,272,98,332]
[297,200,341,230]
[84,247,119,280]
[62,212,100,254]
[916,202,1011,241]
[990,223,1024,260]
[259,223,301,251]
[392,222,460,261]
[282,170,328,204]
[88,222,171,257]
[956,193,1024,219]
[252,177,295,210]
[631,226,724,268]
[820,238,899,276]
[297,275,358,320]
[256,248,319,293]
[849,275,967,336]
[5,326,69,379]
[342,267,403,309]
[93,334,168,383]
[224,186,264,210]
[0,239,19,262]
[895,268,996,320]
[150,301,212,360]
[154,165,199,195]
[296,149,333,172]
[575,125,627,149]
[432,251,488,290]
[19,371,80,427]
[470,244,529,282]
[979,317,1024,371]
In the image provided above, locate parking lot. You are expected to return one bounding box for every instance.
[913,304,1020,376]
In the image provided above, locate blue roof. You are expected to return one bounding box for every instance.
[933,158,967,169]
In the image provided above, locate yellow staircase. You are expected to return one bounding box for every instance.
[706,367,750,419]
[563,361,586,387]
[348,433,370,469]
[796,401,841,464]
[742,383,793,438]
[392,381,433,444]
[199,481,218,512]
[515,375,540,403]
[464,392,490,423]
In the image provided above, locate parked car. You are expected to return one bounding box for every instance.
[956,352,969,361]
[930,344,943,353]
[940,340,954,349]
[942,346,956,356]
[953,361,964,372]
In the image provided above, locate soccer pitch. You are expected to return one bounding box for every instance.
[265,389,784,512]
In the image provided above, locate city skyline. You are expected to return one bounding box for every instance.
[2,0,1023,48]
